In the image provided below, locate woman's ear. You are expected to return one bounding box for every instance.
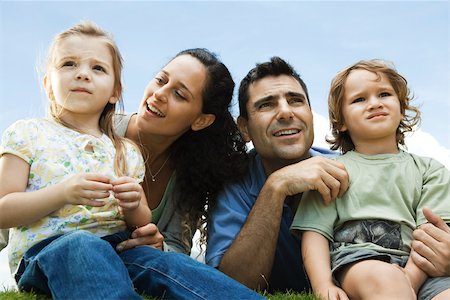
[237,116,251,142]
[191,114,216,131]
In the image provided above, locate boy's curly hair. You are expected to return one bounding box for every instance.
[327,59,421,153]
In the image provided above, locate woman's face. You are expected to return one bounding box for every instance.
[137,54,214,140]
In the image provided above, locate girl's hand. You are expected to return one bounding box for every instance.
[111,176,143,211]
[62,173,112,206]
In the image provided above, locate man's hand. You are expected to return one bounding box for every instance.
[270,156,349,204]
[411,207,450,277]
[116,222,164,252]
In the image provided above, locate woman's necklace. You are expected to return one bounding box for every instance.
[137,130,170,182]
[148,155,170,182]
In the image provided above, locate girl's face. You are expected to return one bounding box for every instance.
[340,69,403,152]
[44,35,117,122]
[137,55,215,141]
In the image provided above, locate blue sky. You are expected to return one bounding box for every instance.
[1,0,449,288]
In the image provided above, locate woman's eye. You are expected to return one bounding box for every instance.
[155,77,164,84]
[175,91,187,100]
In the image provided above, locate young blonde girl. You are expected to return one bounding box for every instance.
[292,59,450,300]
[0,21,150,298]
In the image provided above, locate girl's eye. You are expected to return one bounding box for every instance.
[380,92,391,97]
[93,65,106,72]
[351,97,364,104]
[62,61,75,67]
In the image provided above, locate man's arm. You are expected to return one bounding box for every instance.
[219,175,285,290]
[218,157,348,290]
[412,208,450,277]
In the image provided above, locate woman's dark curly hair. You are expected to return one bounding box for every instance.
[168,48,248,249]
[327,59,421,153]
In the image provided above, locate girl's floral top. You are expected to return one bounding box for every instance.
[0,118,145,275]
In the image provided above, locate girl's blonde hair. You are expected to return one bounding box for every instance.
[46,21,130,176]
[327,59,421,153]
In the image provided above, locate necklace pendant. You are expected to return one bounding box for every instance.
[151,177,156,182]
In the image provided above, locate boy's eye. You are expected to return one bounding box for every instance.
[93,65,106,72]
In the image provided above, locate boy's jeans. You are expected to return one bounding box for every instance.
[16,230,264,300]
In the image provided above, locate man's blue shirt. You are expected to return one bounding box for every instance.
[206,146,335,292]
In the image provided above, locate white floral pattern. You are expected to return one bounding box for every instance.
[0,118,145,274]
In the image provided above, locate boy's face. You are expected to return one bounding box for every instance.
[237,75,314,174]
[340,69,403,153]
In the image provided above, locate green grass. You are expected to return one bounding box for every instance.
[0,288,318,299]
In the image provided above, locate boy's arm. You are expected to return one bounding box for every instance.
[404,249,427,295]
[302,230,348,300]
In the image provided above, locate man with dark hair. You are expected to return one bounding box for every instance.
[206,57,349,292]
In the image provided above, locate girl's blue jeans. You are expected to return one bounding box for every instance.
[15,230,264,300]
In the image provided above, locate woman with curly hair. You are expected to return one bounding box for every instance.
[115,48,249,254]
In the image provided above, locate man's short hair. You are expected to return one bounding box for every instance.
[238,56,310,119]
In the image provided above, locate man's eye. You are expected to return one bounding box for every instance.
[258,102,272,109]
[289,97,304,104]
[93,65,106,72]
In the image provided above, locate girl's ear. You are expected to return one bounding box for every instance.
[191,114,216,131]
[43,75,53,100]
[237,116,251,142]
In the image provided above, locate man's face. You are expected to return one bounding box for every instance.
[238,75,314,173]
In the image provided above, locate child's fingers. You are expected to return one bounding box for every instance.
[110,176,136,186]
[115,190,140,202]
[112,182,139,194]
[85,173,112,184]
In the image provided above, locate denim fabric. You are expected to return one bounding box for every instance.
[120,245,264,299]
[16,230,264,300]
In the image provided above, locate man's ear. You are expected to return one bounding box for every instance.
[191,114,216,131]
[237,116,251,142]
